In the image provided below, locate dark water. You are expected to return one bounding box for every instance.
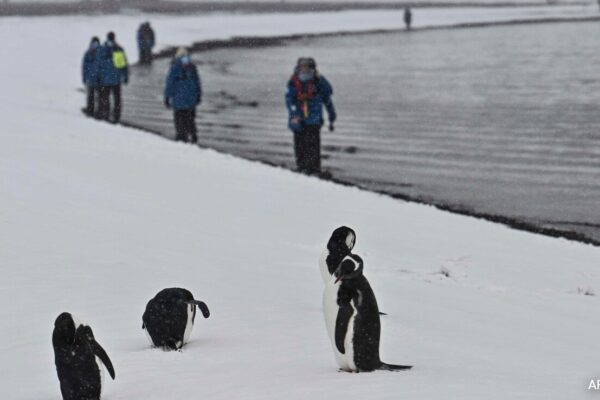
[122,21,600,244]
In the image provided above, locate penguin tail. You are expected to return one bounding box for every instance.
[379,362,412,371]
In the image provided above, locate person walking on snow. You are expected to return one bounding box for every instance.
[285,57,336,175]
[137,22,155,65]
[82,36,101,117]
[98,31,129,123]
[164,47,202,143]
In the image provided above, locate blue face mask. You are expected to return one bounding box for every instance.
[90,42,99,49]
[298,72,314,82]
[180,56,190,64]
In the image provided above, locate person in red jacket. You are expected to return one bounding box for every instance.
[285,57,336,175]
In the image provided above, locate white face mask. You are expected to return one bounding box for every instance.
[180,55,190,64]
[298,71,314,82]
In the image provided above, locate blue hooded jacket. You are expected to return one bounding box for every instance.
[137,24,155,51]
[285,74,336,132]
[164,58,202,111]
[82,44,100,88]
[98,41,129,87]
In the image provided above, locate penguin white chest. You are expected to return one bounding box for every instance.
[182,304,195,346]
[323,279,357,372]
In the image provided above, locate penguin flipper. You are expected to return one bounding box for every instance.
[379,363,412,371]
[92,341,116,380]
[190,300,210,318]
[76,325,116,379]
[335,305,353,354]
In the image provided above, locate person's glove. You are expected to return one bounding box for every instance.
[196,95,201,106]
[328,122,335,132]
[164,98,171,109]
[123,76,129,85]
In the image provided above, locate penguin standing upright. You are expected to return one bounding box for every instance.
[323,255,412,372]
[319,226,356,284]
[142,288,210,350]
[52,312,115,400]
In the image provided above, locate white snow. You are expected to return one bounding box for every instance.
[1,8,600,400]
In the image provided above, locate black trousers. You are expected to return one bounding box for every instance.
[98,85,122,122]
[139,49,152,64]
[293,125,321,174]
[174,109,197,143]
[85,86,99,116]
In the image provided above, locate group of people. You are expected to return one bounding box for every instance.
[163,52,334,169]
[81,22,155,122]
[82,23,339,175]
[81,31,129,123]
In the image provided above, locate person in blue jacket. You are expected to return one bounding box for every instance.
[164,47,202,143]
[98,31,129,123]
[81,36,101,117]
[285,57,336,175]
[137,22,155,65]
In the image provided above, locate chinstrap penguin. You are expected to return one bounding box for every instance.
[323,255,412,372]
[142,288,210,350]
[52,312,115,400]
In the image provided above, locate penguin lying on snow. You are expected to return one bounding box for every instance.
[52,312,115,400]
[142,288,210,350]
[319,226,356,284]
[323,255,412,372]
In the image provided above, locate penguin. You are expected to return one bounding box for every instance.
[319,226,386,315]
[323,254,412,372]
[52,312,115,400]
[142,288,210,350]
[319,226,356,284]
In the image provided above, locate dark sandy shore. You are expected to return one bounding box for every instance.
[119,19,600,246]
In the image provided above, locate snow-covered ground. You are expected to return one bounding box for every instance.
[1,9,600,400]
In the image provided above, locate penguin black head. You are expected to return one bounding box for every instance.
[334,254,364,283]
[327,226,356,255]
[53,312,79,345]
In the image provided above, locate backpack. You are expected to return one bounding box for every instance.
[112,50,127,69]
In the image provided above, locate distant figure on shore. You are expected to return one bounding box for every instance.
[137,22,155,65]
[98,31,129,123]
[285,57,336,175]
[404,8,412,31]
[164,47,202,143]
[81,36,101,118]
